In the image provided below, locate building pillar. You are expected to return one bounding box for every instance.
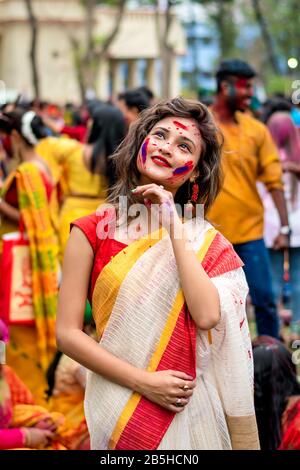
[146,58,156,95]
[127,59,138,88]
[169,56,180,98]
[111,60,123,97]
[96,59,110,100]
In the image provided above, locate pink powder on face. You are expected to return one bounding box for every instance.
[173,120,188,130]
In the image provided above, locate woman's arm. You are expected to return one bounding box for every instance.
[0,199,20,222]
[169,221,221,330]
[56,227,195,412]
[134,184,221,330]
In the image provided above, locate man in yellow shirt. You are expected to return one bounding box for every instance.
[208,59,290,338]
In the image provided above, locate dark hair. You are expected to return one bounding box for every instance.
[216,59,256,93]
[87,103,126,187]
[0,107,48,146]
[136,86,155,101]
[252,336,300,450]
[108,97,223,215]
[262,97,292,123]
[117,89,150,113]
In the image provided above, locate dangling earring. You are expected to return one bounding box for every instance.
[186,177,199,213]
[191,180,199,203]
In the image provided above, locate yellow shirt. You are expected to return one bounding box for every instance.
[207,112,284,244]
[36,136,107,198]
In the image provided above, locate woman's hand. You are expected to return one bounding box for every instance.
[35,417,58,433]
[132,184,181,232]
[22,427,55,449]
[137,369,196,413]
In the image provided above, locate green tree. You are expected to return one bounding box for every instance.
[198,0,238,59]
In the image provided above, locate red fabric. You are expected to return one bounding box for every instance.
[115,304,196,450]
[5,178,18,207]
[0,234,35,326]
[71,210,127,303]
[4,366,34,406]
[61,125,87,143]
[279,398,300,450]
[40,172,53,201]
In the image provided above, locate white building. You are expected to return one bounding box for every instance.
[0,0,186,103]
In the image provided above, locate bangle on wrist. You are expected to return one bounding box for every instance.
[22,427,31,447]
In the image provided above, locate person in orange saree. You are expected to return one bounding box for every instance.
[0,109,59,406]
[57,98,259,450]
[0,319,67,450]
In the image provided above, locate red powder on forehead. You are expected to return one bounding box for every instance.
[235,78,249,88]
[173,121,188,130]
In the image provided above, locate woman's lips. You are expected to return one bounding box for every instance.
[151,156,172,168]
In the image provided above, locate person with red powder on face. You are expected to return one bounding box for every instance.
[208,59,289,340]
[56,98,259,450]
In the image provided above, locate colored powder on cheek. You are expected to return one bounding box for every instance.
[173,120,188,130]
[141,138,149,164]
[173,160,194,176]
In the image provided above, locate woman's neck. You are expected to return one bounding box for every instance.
[21,146,38,162]
[138,175,177,197]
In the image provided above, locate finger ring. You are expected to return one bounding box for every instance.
[183,384,189,391]
[175,398,183,407]
[159,185,164,189]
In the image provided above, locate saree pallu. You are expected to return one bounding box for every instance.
[1,162,59,374]
[84,219,260,450]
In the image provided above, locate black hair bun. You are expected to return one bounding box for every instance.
[31,115,49,140]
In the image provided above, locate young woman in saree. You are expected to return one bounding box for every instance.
[57,98,260,450]
[0,109,59,405]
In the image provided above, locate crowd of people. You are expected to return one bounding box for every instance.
[0,61,300,450]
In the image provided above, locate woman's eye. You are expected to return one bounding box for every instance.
[179,143,191,152]
[154,131,164,139]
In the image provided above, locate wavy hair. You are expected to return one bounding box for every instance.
[108,97,223,216]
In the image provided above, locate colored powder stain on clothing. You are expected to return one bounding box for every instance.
[173,121,188,130]
[141,139,149,165]
[173,161,194,176]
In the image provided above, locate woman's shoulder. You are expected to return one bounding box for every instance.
[71,206,116,252]
[201,220,244,277]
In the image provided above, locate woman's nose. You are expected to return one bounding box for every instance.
[159,140,172,154]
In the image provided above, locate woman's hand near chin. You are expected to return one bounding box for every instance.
[132,183,181,232]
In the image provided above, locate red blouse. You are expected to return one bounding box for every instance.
[71,211,127,303]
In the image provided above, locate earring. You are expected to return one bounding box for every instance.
[186,178,199,213]
[191,180,199,203]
